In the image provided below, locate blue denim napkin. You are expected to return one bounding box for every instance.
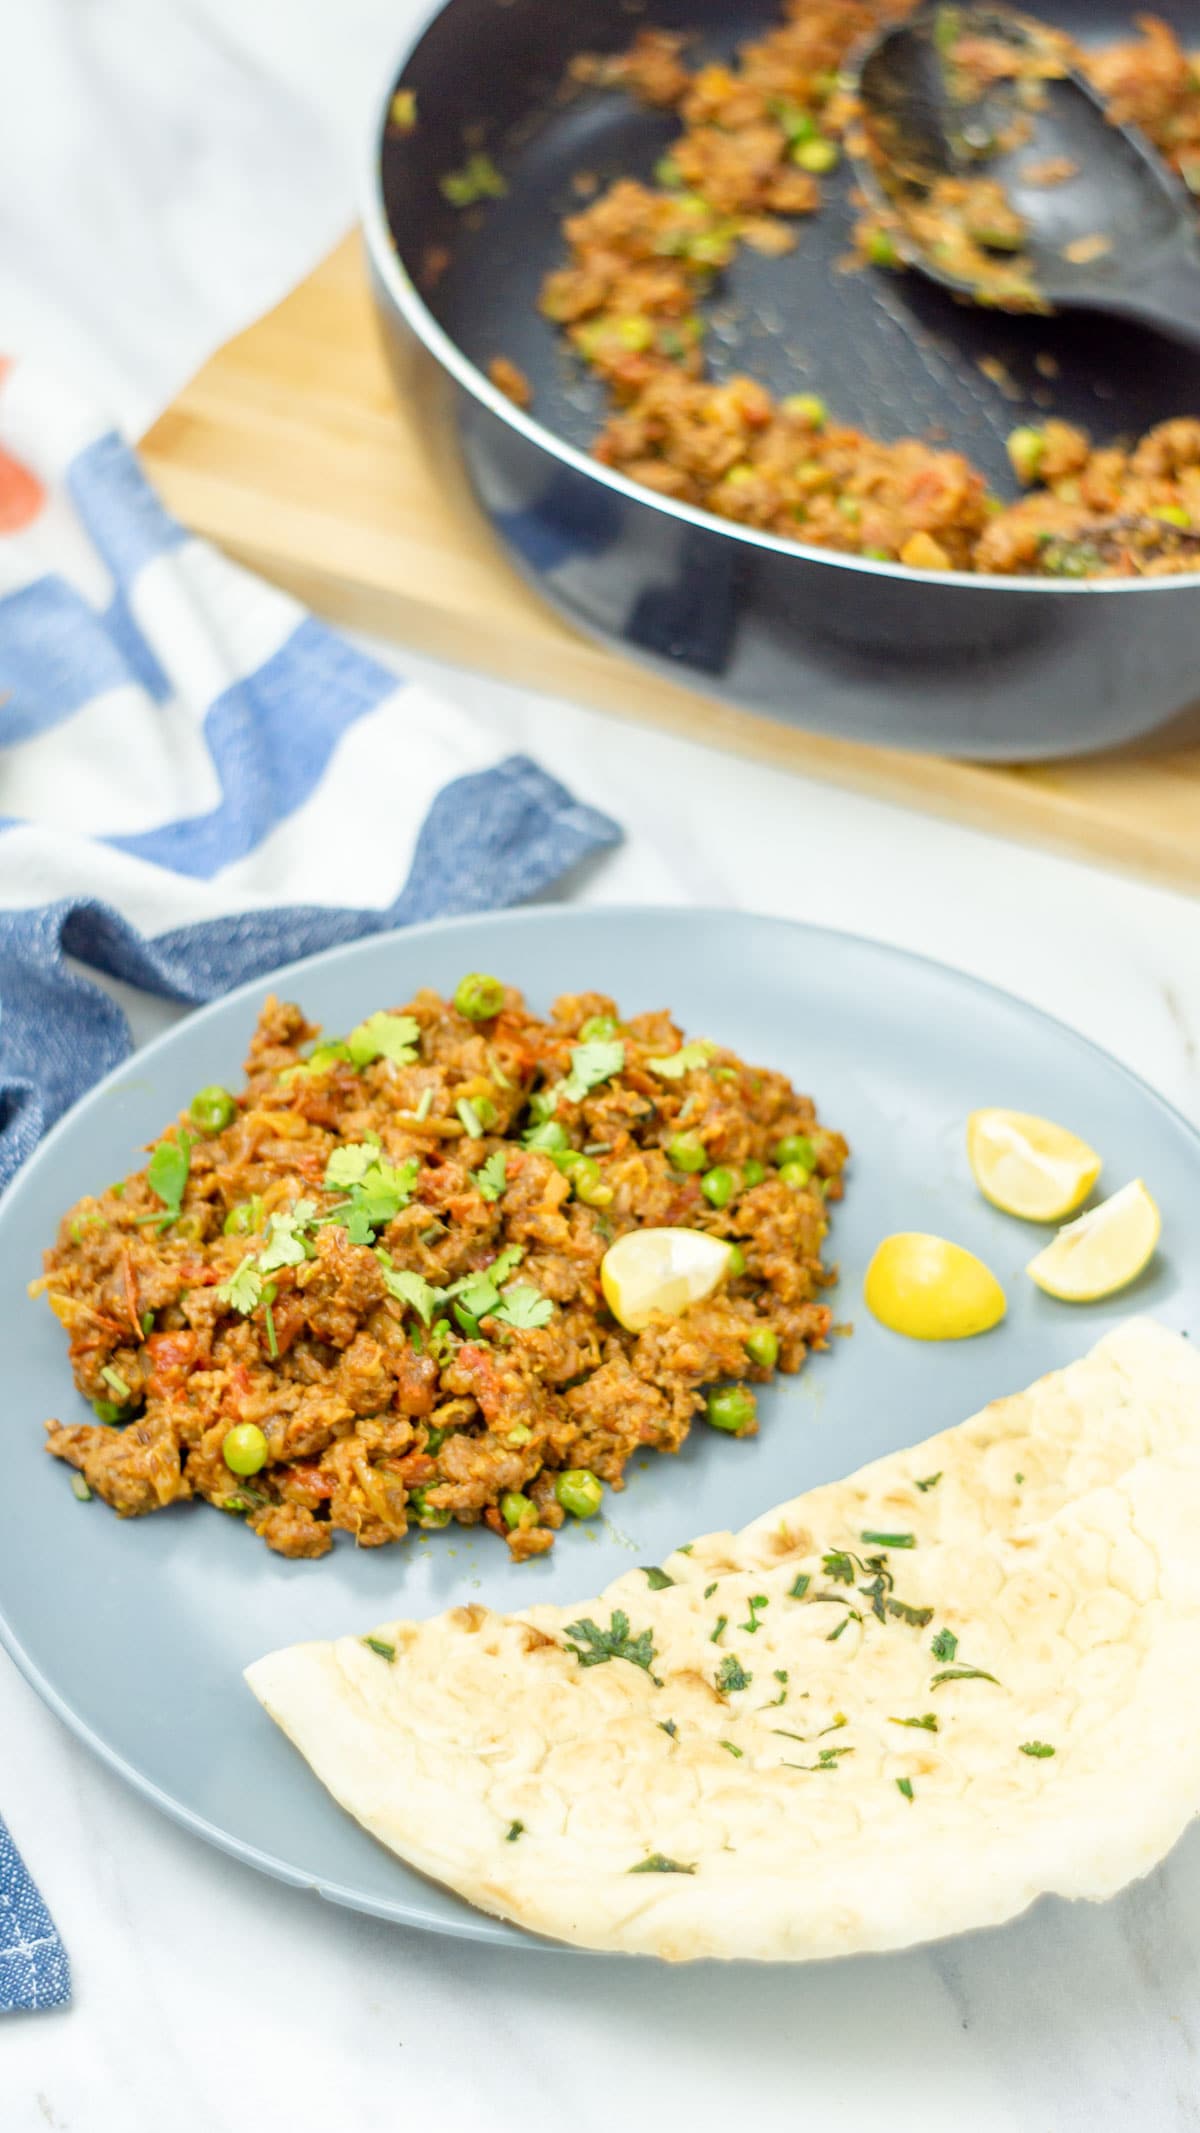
[0,1816,70,2014]
[0,363,622,2008]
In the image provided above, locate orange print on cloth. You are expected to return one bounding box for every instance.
[0,359,46,532]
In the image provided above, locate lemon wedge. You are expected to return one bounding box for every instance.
[1025,1179,1160,1302]
[864,1233,1006,1341]
[601,1227,735,1332]
[967,1108,1101,1222]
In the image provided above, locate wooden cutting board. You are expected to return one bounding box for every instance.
[140,232,1200,896]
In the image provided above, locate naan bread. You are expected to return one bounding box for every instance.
[247,1320,1200,1961]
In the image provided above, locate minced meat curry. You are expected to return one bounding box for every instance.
[36,979,847,1562]
[527,6,1200,577]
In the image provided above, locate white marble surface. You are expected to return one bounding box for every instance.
[6,2,1200,2127]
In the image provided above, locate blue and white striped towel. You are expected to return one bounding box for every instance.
[0,360,620,2011]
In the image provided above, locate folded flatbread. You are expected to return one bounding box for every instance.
[247,1320,1200,1960]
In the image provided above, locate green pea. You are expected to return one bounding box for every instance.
[706,1385,756,1436]
[566,1153,614,1208]
[773,1134,815,1170]
[527,1119,570,1153]
[501,1491,538,1531]
[745,1326,779,1369]
[1006,426,1045,486]
[725,1243,747,1279]
[779,1160,813,1190]
[92,1399,126,1425]
[774,103,817,144]
[190,1085,237,1136]
[866,227,899,267]
[742,1159,766,1188]
[616,314,654,350]
[783,393,827,429]
[409,1487,452,1529]
[223,1196,265,1237]
[701,1165,739,1209]
[667,1132,707,1173]
[580,1015,619,1041]
[793,136,839,173]
[454,973,506,1021]
[505,1423,533,1447]
[222,1423,268,1476]
[555,1468,603,1518]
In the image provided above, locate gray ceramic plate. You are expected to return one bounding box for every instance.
[2,906,1197,1947]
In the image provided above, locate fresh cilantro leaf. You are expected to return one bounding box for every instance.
[642,1566,675,1591]
[915,1471,942,1492]
[324,1142,379,1191]
[344,1207,376,1247]
[524,1089,559,1130]
[378,1264,439,1324]
[356,1160,419,1226]
[709,1615,728,1644]
[473,1150,508,1202]
[144,1132,192,1228]
[459,1271,503,1317]
[716,1654,751,1695]
[783,1746,854,1773]
[492,1285,554,1330]
[218,1255,265,1316]
[346,1012,421,1067]
[931,1665,1001,1689]
[931,1627,958,1663]
[1020,1741,1055,1758]
[490,1243,525,1284]
[559,1039,625,1105]
[889,1713,939,1732]
[896,1777,915,1801]
[563,1611,656,1672]
[822,1550,856,1586]
[628,1854,695,1875]
[646,1041,717,1079]
[887,1598,935,1628]
[788,1572,811,1600]
[740,1595,768,1633]
[361,1636,396,1662]
[258,1202,318,1274]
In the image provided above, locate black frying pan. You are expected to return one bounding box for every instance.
[365,0,1200,760]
